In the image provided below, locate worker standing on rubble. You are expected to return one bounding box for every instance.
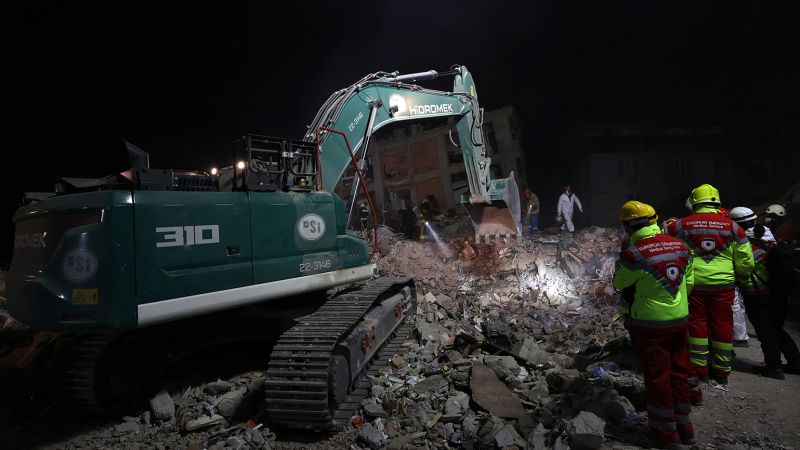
[666,184,754,390]
[729,206,800,379]
[524,187,540,235]
[556,185,583,233]
[613,200,695,448]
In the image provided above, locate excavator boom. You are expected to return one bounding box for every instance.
[304,65,521,241]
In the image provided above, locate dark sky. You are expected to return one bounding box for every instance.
[4,1,800,263]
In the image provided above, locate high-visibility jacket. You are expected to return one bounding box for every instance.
[666,206,754,289]
[613,223,694,330]
[736,242,770,296]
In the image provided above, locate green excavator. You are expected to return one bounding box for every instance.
[5,65,521,430]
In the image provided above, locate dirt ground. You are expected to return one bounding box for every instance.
[680,309,800,448]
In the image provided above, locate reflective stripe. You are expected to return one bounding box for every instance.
[690,356,708,367]
[731,221,748,244]
[631,316,689,329]
[675,415,692,425]
[692,283,735,291]
[684,229,731,237]
[648,404,674,418]
[689,344,708,352]
[674,403,691,413]
[649,419,678,431]
[645,252,691,265]
[688,336,708,345]
[712,349,733,358]
[712,341,734,351]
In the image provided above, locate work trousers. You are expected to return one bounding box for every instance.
[527,213,539,235]
[561,212,575,232]
[633,327,694,444]
[688,287,735,381]
[743,291,800,370]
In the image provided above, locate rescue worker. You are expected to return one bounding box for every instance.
[665,184,754,392]
[613,200,695,448]
[524,187,540,235]
[729,206,800,379]
[556,185,583,233]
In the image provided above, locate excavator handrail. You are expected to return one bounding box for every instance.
[318,126,379,253]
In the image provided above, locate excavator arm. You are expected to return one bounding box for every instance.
[303,65,521,241]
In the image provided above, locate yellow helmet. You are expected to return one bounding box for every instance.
[690,184,721,207]
[619,200,658,226]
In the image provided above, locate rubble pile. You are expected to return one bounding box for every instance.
[359,225,657,449]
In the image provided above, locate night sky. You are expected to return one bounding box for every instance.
[4,2,799,263]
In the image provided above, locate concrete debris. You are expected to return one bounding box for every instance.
[566,411,607,449]
[8,225,748,449]
[358,422,386,449]
[149,390,175,421]
[470,361,525,418]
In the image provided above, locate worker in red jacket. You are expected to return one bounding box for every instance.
[614,200,695,448]
[666,184,754,395]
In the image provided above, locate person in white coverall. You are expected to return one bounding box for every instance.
[556,185,583,232]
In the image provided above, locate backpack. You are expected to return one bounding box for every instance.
[764,240,800,294]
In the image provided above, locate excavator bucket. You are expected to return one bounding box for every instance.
[464,176,522,243]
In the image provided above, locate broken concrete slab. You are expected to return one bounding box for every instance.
[410,374,448,395]
[565,411,606,449]
[470,361,525,419]
[358,423,385,450]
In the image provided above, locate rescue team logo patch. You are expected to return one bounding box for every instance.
[700,239,716,252]
[665,264,680,281]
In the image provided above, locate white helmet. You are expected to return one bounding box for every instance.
[729,206,757,223]
[685,197,693,212]
[765,204,786,217]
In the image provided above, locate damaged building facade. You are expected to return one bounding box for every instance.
[336,106,528,222]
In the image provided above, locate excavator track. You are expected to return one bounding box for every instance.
[47,334,116,414]
[264,277,416,430]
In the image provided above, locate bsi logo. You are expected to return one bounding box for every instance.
[297,214,326,241]
[156,225,220,248]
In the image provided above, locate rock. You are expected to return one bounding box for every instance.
[363,397,387,418]
[445,391,470,415]
[516,413,538,439]
[546,369,581,393]
[114,421,140,435]
[553,436,570,450]
[495,423,525,448]
[477,415,506,447]
[410,374,448,394]
[358,423,385,450]
[215,389,245,418]
[565,411,606,449]
[470,362,525,418]
[482,319,513,349]
[525,423,548,450]
[184,414,226,432]
[204,380,234,395]
[150,390,176,421]
[387,434,414,450]
[140,411,151,426]
[604,396,636,425]
[484,355,521,381]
